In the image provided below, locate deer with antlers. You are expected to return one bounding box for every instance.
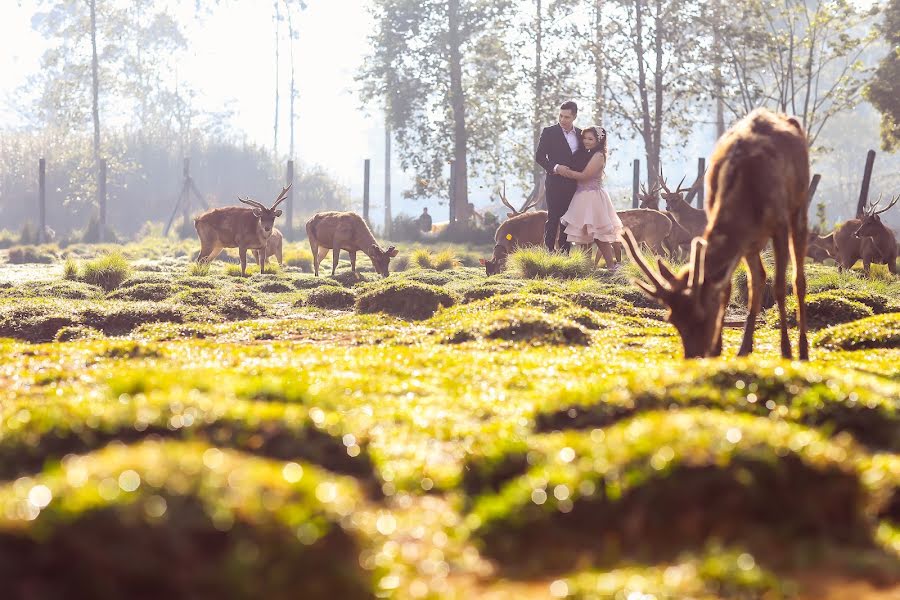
[833,194,899,275]
[659,171,708,239]
[194,185,291,276]
[480,182,548,275]
[621,108,811,360]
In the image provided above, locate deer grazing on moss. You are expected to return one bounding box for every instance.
[306,211,398,278]
[622,108,811,360]
[195,185,290,276]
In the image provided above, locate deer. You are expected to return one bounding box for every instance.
[638,181,691,259]
[480,182,548,275]
[251,227,283,267]
[616,209,672,256]
[621,108,811,360]
[306,211,398,278]
[660,171,708,239]
[194,185,290,276]
[833,194,899,275]
[806,231,836,263]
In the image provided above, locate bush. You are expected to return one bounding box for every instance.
[508,247,593,280]
[304,286,356,310]
[765,292,873,329]
[7,245,56,264]
[283,249,314,271]
[79,252,132,291]
[63,258,79,280]
[815,314,900,351]
[444,307,591,346]
[356,279,456,320]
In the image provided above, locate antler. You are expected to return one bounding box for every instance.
[674,175,691,195]
[868,193,899,216]
[519,185,540,213]
[496,181,518,214]
[270,183,292,210]
[238,196,266,210]
[619,228,669,298]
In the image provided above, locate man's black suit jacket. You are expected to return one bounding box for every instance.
[534,124,582,198]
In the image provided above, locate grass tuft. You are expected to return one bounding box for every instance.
[79,252,132,291]
[508,247,594,280]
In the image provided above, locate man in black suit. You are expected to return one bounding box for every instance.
[534,101,582,252]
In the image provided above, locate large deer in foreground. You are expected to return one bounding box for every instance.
[194,185,290,276]
[306,211,397,277]
[622,108,811,359]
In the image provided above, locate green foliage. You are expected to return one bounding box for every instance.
[292,275,344,291]
[108,282,180,302]
[508,247,594,280]
[409,248,460,271]
[356,279,457,320]
[78,252,132,291]
[764,291,873,329]
[6,245,57,264]
[304,286,356,310]
[442,307,592,346]
[865,0,900,150]
[187,261,211,277]
[815,313,900,351]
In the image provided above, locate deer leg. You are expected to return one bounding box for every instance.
[349,251,358,276]
[276,245,283,266]
[789,214,809,360]
[308,238,320,276]
[239,247,248,277]
[259,246,268,275]
[738,252,766,356]
[772,231,792,359]
[331,245,340,277]
[711,281,731,357]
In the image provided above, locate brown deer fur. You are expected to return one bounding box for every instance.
[617,209,672,256]
[661,185,708,239]
[194,186,289,276]
[481,210,548,275]
[306,211,397,277]
[251,227,283,267]
[622,108,811,360]
[806,231,836,263]
[832,195,899,275]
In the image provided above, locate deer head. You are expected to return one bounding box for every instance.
[368,244,399,277]
[496,181,539,218]
[659,169,692,211]
[479,243,509,276]
[855,193,899,239]
[238,184,292,237]
[620,227,729,358]
[638,181,662,210]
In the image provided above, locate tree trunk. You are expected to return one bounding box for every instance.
[633,0,656,186]
[712,0,725,138]
[273,1,281,157]
[285,0,296,160]
[89,0,100,167]
[533,0,544,197]
[385,122,392,237]
[447,0,469,221]
[650,0,664,187]
[593,0,605,126]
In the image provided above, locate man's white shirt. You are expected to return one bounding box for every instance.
[553,124,579,174]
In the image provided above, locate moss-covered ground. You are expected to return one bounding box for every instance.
[1,240,898,598]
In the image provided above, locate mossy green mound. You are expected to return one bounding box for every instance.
[0,280,103,300]
[765,292,873,329]
[304,286,356,310]
[443,308,592,346]
[253,278,295,294]
[7,245,57,264]
[395,268,455,287]
[458,281,520,302]
[815,313,900,351]
[356,279,456,320]
[0,441,372,599]
[108,281,181,302]
[292,275,344,291]
[534,361,900,451]
[54,325,105,342]
[470,410,872,574]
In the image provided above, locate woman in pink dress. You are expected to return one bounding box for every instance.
[557,126,623,269]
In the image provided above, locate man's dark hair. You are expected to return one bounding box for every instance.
[560,101,578,115]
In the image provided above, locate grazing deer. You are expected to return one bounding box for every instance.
[833,195,899,275]
[480,210,548,275]
[306,211,397,278]
[807,231,836,263]
[251,227,283,267]
[194,185,290,276]
[622,108,811,360]
[496,181,540,218]
[660,172,708,238]
[617,209,672,256]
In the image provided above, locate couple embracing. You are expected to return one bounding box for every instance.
[534,101,623,269]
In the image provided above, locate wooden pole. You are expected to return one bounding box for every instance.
[363,159,371,226]
[98,158,107,243]
[181,158,191,231]
[807,173,821,208]
[286,160,294,239]
[855,150,876,218]
[449,160,457,223]
[696,157,705,207]
[632,159,640,208]
[384,126,392,238]
[38,158,46,244]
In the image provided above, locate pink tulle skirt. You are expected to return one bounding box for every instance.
[560,186,623,244]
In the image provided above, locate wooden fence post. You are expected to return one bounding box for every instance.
[38,158,46,244]
[98,158,107,242]
[855,150,876,218]
[807,173,821,208]
[363,159,371,226]
[632,159,640,208]
[384,127,392,238]
[286,160,294,239]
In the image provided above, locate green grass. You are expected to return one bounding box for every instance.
[0,241,898,597]
[508,247,595,279]
[77,251,133,291]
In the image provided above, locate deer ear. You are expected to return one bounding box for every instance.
[274,210,283,217]
[386,246,398,257]
[252,209,262,218]
[479,258,487,266]
[371,244,380,254]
